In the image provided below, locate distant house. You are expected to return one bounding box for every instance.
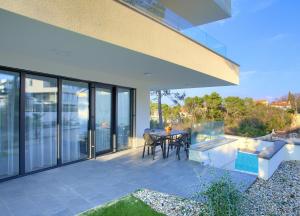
[255,100,269,106]
[271,101,292,110]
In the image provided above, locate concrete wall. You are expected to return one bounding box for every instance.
[258,144,300,180]
[190,137,273,170]
[190,135,300,180]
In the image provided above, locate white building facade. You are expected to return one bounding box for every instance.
[0,0,239,181]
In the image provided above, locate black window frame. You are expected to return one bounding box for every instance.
[0,65,135,183]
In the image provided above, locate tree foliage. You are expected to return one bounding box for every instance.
[151,90,185,128]
[151,92,293,138]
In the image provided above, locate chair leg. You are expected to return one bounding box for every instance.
[185,147,189,159]
[142,144,146,158]
[152,146,156,160]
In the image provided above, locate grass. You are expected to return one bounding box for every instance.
[81,195,165,216]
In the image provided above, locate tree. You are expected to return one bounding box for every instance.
[203,92,224,121]
[151,90,185,128]
[288,91,297,114]
[150,102,157,116]
[224,97,246,119]
[183,96,204,123]
[161,104,171,123]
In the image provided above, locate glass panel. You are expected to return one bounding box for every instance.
[25,75,57,172]
[95,88,112,153]
[0,71,19,179]
[62,80,89,163]
[117,88,131,150]
[121,0,227,56]
[191,121,225,144]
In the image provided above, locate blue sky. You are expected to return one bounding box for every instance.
[163,0,300,103]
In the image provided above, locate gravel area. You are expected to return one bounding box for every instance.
[241,160,300,216]
[133,189,207,216]
[134,161,300,216]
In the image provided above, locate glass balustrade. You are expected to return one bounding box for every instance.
[120,0,227,56]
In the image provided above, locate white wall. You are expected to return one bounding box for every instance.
[258,144,300,180]
[0,0,239,88]
[133,87,150,148]
[190,136,300,180]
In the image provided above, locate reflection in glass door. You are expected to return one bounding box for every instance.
[25,75,57,172]
[95,87,112,154]
[0,71,19,179]
[117,88,131,150]
[62,80,89,163]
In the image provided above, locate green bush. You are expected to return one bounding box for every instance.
[237,118,267,137]
[203,177,242,216]
[150,119,160,129]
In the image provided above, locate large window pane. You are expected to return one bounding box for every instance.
[0,71,19,179]
[95,88,112,153]
[117,88,131,150]
[25,75,57,172]
[62,80,89,163]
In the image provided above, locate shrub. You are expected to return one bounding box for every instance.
[237,118,267,137]
[203,177,242,216]
[150,119,160,129]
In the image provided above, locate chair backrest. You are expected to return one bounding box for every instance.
[143,133,155,145]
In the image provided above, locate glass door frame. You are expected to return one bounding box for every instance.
[59,78,90,165]
[115,87,135,151]
[0,65,135,182]
[20,72,60,175]
[90,83,114,158]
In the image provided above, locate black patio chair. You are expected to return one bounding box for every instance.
[142,133,163,160]
[167,133,190,160]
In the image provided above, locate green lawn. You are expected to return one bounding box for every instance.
[81,195,165,216]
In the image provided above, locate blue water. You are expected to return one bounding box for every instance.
[235,151,258,174]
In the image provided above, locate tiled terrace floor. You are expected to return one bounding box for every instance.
[0,148,256,216]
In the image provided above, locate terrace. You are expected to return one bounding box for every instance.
[0,148,256,216]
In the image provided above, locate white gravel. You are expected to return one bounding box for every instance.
[133,189,207,216]
[134,161,300,216]
[241,160,300,216]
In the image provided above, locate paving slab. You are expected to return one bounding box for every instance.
[0,148,256,216]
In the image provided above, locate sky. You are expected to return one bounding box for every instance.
[162,0,300,104]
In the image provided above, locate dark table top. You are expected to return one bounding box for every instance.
[149,130,188,137]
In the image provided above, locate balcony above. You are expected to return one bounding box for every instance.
[0,0,239,90]
[120,0,229,56]
[154,0,231,26]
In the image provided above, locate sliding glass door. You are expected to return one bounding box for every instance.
[25,75,57,172]
[95,87,112,154]
[62,80,89,163]
[117,88,131,150]
[0,66,135,181]
[0,71,19,179]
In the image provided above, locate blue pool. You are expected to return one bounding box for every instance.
[235,151,258,174]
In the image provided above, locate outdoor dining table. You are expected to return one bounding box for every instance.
[149,130,188,158]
